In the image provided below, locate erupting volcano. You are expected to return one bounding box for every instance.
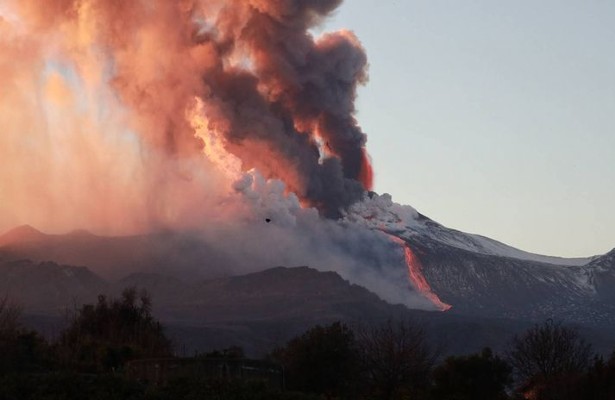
[0,0,373,228]
[389,235,451,312]
[0,0,449,311]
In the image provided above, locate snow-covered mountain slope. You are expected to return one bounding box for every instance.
[346,193,615,327]
[405,219,593,267]
[2,193,613,328]
[588,249,615,305]
[346,193,595,266]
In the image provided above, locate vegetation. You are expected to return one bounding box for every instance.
[2,293,615,400]
[0,296,20,334]
[507,319,592,384]
[573,353,615,400]
[431,347,511,400]
[55,288,172,372]
[271,322,359,398]
[356,319,435,399]
[506,319,595,399]
[0,296,51,375]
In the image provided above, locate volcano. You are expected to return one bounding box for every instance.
[1,0,614,357]
[2,210,615,356]
[2,193,614,330]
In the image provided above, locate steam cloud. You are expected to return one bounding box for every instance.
[0,0,371,232]
[0,1,441,310]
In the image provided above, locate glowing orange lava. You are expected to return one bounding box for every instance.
[389,235,452,311]
[359,148,374,190]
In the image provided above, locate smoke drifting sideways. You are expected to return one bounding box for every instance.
[192,172,436,310]
[0,0,439,310]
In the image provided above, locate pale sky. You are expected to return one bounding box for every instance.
[323,1,615,257]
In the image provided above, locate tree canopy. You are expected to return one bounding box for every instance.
[357,319,435,400]
[272,321,359,398]
[507,320,592,384]
[55,287,172,372]
[432,347,511,400]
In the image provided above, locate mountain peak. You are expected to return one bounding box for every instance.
[589,248,615,270]
[0,225,47,246]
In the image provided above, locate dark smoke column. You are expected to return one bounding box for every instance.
[205,0,373,217]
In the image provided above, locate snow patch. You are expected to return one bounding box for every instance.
[345,193,593,267]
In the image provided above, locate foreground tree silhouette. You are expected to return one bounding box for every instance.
[432,347,511,400]
[574,352,615,400]
[272,322,359,398]
[507,320,592,398]
[0,296,50,375]
[0,296,20,335]
[56,288,172,372]
[357,319,435,400]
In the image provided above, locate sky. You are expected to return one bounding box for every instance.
[322,0,615,258]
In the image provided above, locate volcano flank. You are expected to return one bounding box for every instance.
[1,0,614,359]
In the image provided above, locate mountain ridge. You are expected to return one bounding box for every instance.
[2,214,614,330]
[6,260,613,357]
[345,194,615,326]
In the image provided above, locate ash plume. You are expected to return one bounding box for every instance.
[0,1,445,311]
[0,0,371,232]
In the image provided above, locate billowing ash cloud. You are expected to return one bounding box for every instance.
[0,1,445,311]
[181,171,436,310]
[0,0,371,232]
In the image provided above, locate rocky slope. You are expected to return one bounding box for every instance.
[347,194,615,327]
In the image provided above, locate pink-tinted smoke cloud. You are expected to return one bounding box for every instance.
[0,0,372,234]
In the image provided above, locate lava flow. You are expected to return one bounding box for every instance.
[0,0,451,312]
[389,235,452,311]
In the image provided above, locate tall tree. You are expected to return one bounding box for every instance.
[507,320,592,384]
[432,348,511,400]
[0,296,20,336]
[0,296,50,374]
[272,321,359,398]
[356,319,435,400]
[507,319,593,400]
